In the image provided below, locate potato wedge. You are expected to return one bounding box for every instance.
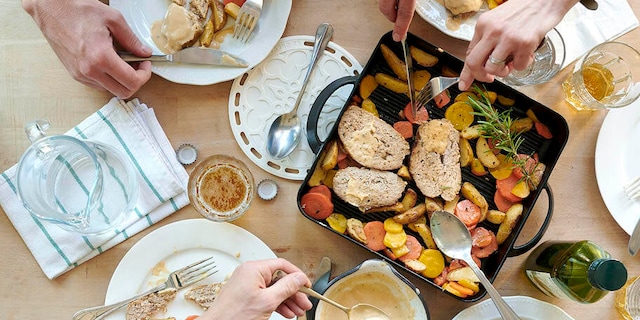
[359,74,378,99]
[224,2,240,19]
[510,117,534,134]
[380,44,407,80]
[321,140,338,171]
[199,20,215,47]
[486,209,506,224]
[410,221,438,250]
[401,188,418,211]
[476,136,500,169]
[488,154,513,180]
[404,259,427,273]
[322,169,337,189]
[459,137,473,168]
[496,203,523,244]
[346,218,367,244]
[443,195,459,213]
[409,45,438,67]
[393,203,427,225]
[361,98,379,117]
[365,202,405,214]
[210,0,227,32]
[460,182,488,220]
[470,157,487,176]
[447,266,480,283]
[307,153,326,187]
[375,73,408,94]
[455,91,478,103]
[397,165,412,181]
[460,124,484,140]
[424,197,443,214]
[412,70,432,92]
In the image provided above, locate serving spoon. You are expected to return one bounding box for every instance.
[430,210,522,320]
[272,270,390,320]
[265,23,333,160]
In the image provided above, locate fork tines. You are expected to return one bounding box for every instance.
[178,256,217,286]
[414,81,433,110]
[233,0,262,43]
[624,177,640,199]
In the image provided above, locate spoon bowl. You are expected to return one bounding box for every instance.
[266,23,333,160]
[430,210,522,320]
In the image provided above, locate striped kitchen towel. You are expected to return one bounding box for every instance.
[0,98,189,279]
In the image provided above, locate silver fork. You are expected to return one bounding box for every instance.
[233,0,263,43]
[415,76,460,109]
[624,178,640,256]
[72,256,217,320]
[624,177,640,199]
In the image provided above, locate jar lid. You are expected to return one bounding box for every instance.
[176,144,198,165]
[257,179,278,200]
[588,258,627,291]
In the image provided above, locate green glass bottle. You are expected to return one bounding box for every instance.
[524,240,627,303]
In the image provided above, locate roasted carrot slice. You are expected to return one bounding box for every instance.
[300,192,334,220]
[454,199,481,228]
[496,172,523,203]
[398,235,423,262]
[471,230,498,258]
[534,121,553,139]
[434,89,451,108]
[393,120,414,139]
[363,221,387,251]
[404,102,430,124]
[308,184,332,199]
[471,226,493,248]
[494,190,517,213]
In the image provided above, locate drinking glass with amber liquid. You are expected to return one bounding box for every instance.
[562,42,640,111]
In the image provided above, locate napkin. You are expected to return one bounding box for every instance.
[557,0,639,69]
[0,98,190,279]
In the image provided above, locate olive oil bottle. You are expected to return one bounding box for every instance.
[524,240,627,303]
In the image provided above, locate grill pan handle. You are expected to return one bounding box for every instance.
[507,184,554,257]
[307,76,358,154]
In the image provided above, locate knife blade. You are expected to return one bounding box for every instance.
[401,38,416,118]
[629,216,640,255]
[118,47,248,67]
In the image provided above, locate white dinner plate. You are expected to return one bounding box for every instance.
[228,36,362,180]
[415,0,486,41]
[104,219,286,320]
[452,296,575,320]
[110,0,292,85]
[595,99,640,235]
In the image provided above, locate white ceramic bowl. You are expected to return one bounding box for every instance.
[314,259,429,319]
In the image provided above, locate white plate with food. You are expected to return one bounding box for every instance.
[595,99,640,235]
[111,0,292,85]
[452,296,575,320]
[415,0,488,41]
[104,219,286,320]
[228,36,362,180]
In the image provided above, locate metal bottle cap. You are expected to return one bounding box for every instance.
[257,179,278,200]
[176,144,198,165]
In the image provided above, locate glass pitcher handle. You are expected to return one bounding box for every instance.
[24,119,50,143]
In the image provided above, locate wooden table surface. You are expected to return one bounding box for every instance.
[1,1,639,319]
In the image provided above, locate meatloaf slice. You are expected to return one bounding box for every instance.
[409,119,461,201]
[333,166,407,212]
[338,105,410,171]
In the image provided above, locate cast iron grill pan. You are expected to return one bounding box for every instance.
[298,31,569,302]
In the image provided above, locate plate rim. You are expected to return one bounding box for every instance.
[103,218,285,319]
[452,295,575,320]
[415,0,483,42]
[595,98,640,235]
[110,0,292,85]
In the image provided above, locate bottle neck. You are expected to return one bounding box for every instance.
[588,258,628,291]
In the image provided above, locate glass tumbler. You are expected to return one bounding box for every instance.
[499,28,566,86]
[188,154,255,222]
[562,41,640,111]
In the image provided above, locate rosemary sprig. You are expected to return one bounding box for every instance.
[466,85,534,188]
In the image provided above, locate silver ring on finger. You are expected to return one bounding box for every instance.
[488,55,507,66]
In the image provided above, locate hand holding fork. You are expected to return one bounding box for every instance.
[73,256,216,320]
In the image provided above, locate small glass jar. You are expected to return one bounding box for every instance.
[616,276,640,320]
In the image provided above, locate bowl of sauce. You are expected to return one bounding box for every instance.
[314,259,429,320]
[188,154,255,221]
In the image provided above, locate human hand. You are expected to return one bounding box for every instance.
[22,0,152,98]
[199,258,312,320]
[458,0,578,91]
[379,0,417,41]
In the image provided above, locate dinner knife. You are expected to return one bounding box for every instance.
[118,47,248,67]
[401,38,417,118]
[629,216,640,255]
